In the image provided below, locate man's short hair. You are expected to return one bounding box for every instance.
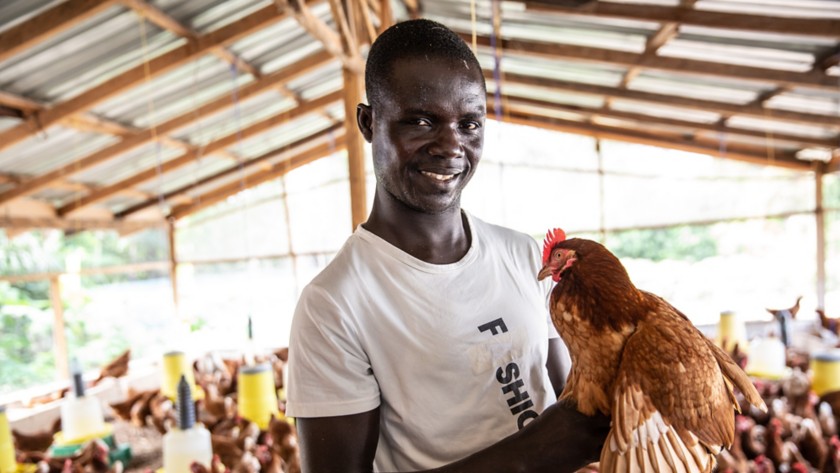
[365,19,485,109]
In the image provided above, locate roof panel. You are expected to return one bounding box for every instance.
[695,0,840,19]
[496,83,606,109]
[610,100,722,123]
[0,7,184,103]
[90,54,248,128]
[659,38,815,72]
[629,71,763,103]
[726,116,839,139]
[484,50,626,87]
[233,115,340,160]
[150,0,273,33]
[766,90,840,117]
[0,0,58,31]
[134,155,232,195]
[0,128,119,176]
[172,90,295,146]
[71,141,184,186]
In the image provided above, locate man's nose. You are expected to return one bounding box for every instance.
[427,125,463,158]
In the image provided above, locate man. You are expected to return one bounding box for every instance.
[286,19,609,472]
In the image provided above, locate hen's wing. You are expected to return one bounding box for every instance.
[600,306,737,473]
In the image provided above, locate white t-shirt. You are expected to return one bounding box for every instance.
[286,212,560,471]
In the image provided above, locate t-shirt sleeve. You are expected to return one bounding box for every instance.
[285,284,380,418]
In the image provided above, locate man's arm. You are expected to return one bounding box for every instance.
[298,402,608,473]
[546,338,569,398]
[297,409,381,473]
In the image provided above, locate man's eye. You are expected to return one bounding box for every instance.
[462,121,480,130]
[414,119,431,126]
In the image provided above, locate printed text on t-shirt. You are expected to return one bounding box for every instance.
[478,318,539,430]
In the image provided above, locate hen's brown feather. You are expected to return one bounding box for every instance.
[544,237,765,473]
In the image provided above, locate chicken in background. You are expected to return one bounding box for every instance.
[92,350,131,387]
[817,309,840,338]
[12,417,61,453]
[539,229,766,473]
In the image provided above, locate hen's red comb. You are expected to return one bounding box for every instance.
[542,228,566,264]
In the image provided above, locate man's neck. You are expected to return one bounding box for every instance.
[362,195,471,265]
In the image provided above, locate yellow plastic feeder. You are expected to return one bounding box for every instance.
[811,351,840,396]
[1,406,38,473]
[162,351,202,401]
[237,364,280,430]
[716,310,746,353]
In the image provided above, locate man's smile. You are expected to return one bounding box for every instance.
[420,170,459,182]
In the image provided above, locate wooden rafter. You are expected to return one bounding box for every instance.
[115,124,343,218]
[518,1,840,38]
[469,35,840,92]
[503,95,838,150]
[56,90,343,216]
[171,138,348,219]
[120,0,263,78]
[281,0,365,73]
[494,70,840,129]
[0,90,136,136]
[0,3,290,154]
[0,0,119,64]
[501,110,810,171]
[0,50,334,206]
[0,216,159,232]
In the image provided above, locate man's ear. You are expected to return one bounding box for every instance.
[357,103,373,143]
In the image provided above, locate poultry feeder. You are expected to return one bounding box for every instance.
[0,406,37,473]
[745,336,789,380]
[237,363,281,430]
[811,350,840,396]
[48,362,131,465]
[162,352,204,401]
[162,375,212,473]
[716,310,747,353]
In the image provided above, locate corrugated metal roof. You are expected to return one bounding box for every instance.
[0,0,837,231]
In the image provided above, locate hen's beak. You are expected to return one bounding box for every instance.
[537,265,552,281]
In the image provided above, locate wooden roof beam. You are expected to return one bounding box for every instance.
[171,138,347,220]
[120,0,262,78]
[56,90,343,216]
[0,3,292,153]
[0,216,159,232]
[517,1,840,38]
[116,124,343,218]
[0,50,334,206]
[0,0,119,63]
[501,110,809,171]
[469,35,840,92]
[280,0,365,74]
[503,95,838,149]
[493,70,840,129]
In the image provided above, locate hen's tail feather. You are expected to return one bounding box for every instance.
[705,339,766,412]
[601,427,716,473]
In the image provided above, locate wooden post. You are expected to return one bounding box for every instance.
[815,164,826,309]
[168,219,180,311]
[49,276,69,380]
[343,67,367,230]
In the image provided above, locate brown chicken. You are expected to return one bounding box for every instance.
[538,230,766,472]
[92,349,131,386]
[817,309,840,336]
[12,417,61,453]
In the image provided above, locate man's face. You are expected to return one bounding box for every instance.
[364,56,486,215]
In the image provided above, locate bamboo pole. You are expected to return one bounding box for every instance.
[343,67,367,230]
[815,164,826,309]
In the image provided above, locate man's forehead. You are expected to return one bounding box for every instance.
[377,57,485,106]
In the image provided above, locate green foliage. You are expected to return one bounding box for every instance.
[606,225,718,262]
[0,228,167,393]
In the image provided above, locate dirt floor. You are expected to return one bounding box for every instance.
[111,420,163,473]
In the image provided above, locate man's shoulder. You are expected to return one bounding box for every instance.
[470,214,538,250]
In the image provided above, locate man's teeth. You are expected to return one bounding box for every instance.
[421,171,457,181]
